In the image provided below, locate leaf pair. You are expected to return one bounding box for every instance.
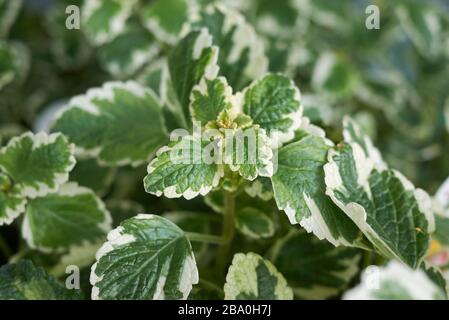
[0,132,111,252]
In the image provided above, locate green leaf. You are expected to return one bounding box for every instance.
[189,4,268,90]
[223,126,273,181]
[141,0,191,45]
[271,230,361,299]
[52,81,168,166]
[81,0,135,45]
[235,207,274,240]
[90,214,198,300]
[168,28,219,124]
[343,261,446,300]
[0,132,76,198]
[22,183,112,252]
[224,252,293,300]
[98,22,159,78]
[272,133,366,247]
[190,76,234,125]
[242,73,302,143]
[324,117,434,268]
[144,135,223,199]
[0,260,82,300]
[0,0,22,38]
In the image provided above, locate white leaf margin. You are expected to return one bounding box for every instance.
[90,213,199,300]
[52,81,166,167]
[21,182,112,253]
[81,0,136,46]
[146,136,225,200]
[240,74,304,145]
[0,131,76,199]
[343,261,446,300]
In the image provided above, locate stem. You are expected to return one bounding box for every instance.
[0,234,12,259]
[186,232,224,245]
[217,190,236,275]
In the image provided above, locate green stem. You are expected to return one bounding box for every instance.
[0,234,12,259]
[186,232,224,245]
[217,190,236,275]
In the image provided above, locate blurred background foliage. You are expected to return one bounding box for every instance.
[1,0,449,296]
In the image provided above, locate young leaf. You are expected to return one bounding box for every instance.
[0,260,82,300]
[90,214,199,300]
[223,126,273,181]
[270,230,361,299]
[0,132,76,199]
[190,76,234,125]
[98,22,159,78]
[224,252,293,300]
[141,0,191,45]
[343,261,447,300]
[52,81,168,166]
[324,117,434,268]
[235,207,274,240]
[242,73,303,143]
[0,0,22,38]
[189,4,268,90]
[22,183,112,252]
[168,28,219,124]
[144,135,223,199]
[81,0,135,45]
[272,133,366,248]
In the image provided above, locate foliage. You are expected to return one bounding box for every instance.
[0,0,449,300]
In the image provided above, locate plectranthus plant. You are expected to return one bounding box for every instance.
[1,0,449,301]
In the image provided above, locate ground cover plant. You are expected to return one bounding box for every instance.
[0,0,449,300]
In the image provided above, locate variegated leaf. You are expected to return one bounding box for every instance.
[22,183,112,252]
[272,133,367,248]
[224,252,293,300]
[52,81,168,166]
[144,135,223,199]
[343,261,447,300]
[242,73,303,143]
[324,117,434,268]
[271,230,361,299]
[90,214,198,300]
